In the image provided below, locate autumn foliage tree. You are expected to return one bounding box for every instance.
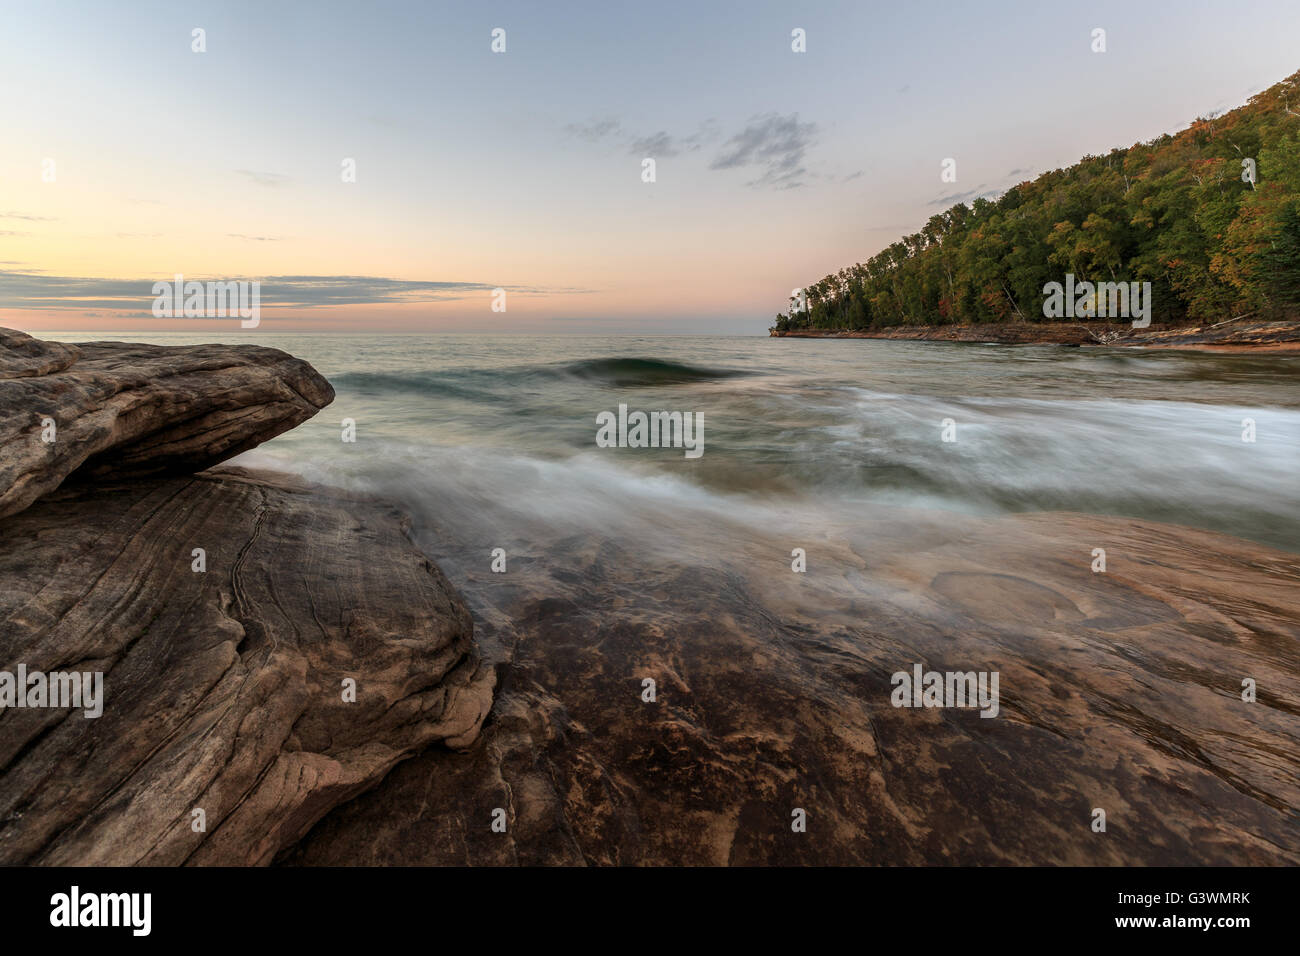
[772,70,1300,332]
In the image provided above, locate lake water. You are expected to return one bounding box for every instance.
[48,332,1300,554]
[41,330,1300,865]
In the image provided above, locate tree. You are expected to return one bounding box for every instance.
[769,70,1299,332]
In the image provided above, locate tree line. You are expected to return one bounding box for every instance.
[772,70,1300,332]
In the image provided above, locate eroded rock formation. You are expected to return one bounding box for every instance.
[0,469,494,865]
[0,328,335,519]
[4,328,1297,867]
[769,319,1300,350]
[284,509,1300,866]
[0,329,493,865]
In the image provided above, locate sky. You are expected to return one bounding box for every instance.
[1,0,1298,333]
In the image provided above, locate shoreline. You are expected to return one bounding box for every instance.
[5,327,1299,866]
[287,502,1300,866]
[769,320,1300,353]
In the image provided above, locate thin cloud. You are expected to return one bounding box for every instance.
[629,131,679,157]
[0,271,592,311]
[567,117,718,158]
[928,185,1002,206]
[0,212,56,221]
[630,120,719,158]
[709,113,818,189]
[236,170,291,188]
[564,118,622,142]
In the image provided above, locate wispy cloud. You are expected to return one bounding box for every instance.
[227,234,282,241]
[568,112,818,187]
[564,118,622,142]
[567,117,718,159]
[0,271,591,311]
[628,131,679,157]
[236,169,291,188]
[0,212,56,222]
[629,120,718,158]
[709,113,818,189]
[927,185,1002,207]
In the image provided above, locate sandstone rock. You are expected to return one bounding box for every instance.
[284,509,1300,866]
[769,319,1300,350]
[0,328,334,519]
[0,468,495,865]
[0,327,81,377]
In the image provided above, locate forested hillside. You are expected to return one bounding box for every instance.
[772,70,1300,332]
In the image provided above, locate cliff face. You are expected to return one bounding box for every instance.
[0,330,493,865]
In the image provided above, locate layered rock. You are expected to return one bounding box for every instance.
[284,508,1300,866]
[0,328,335,519]
[0,329,493,865]
[0,327,81,378]
[5,328,1297,868]
[0,468,494,865]
[769,319,1300,350]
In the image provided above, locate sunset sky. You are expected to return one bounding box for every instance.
[2,0,1298,333]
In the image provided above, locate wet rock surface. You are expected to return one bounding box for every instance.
[3,329,1295,867]
[0,330,492,866]
[770,319,1300,350]
[0,468,494,865]
[284,509,1300,865]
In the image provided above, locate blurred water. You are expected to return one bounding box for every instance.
[48,332,1300,552]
